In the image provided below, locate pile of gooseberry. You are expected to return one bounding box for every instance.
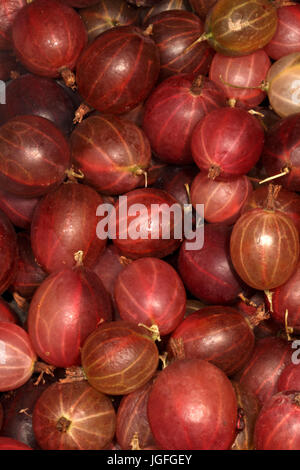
[1,0,300,452]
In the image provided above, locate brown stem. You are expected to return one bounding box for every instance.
[259,167,290,185]
[138,323,161,342]
[56,416,71,433]
[18,408,31,417]
[228,98,237,108]
[109,19,120,27]
[12,292,29,312]
[264,290,274,312]
[219,75,269,92]
[246,304,270,329]
[60,67,76,90]
[130,432,141,451]
[65,166,85,183]
[266,184,274,210]
[190,75,205,95]
[10,70,20,80]
[248,109,265,118]
[208,165,221,180]
[159,352,168,370]
[273,185,281,200]
[293,393,300,407]
[184,32,211,54]
[33,362,56,386]
[119,256,132,267]
[238,293,259,308]
[248,176,262,184]
[96,317,105,328]
[143,24,153,36]
[59,366,86,384]
[257,117,268,133]
[169,337,185,361]
[266,184,281,211]
[73,103,93,124]
[285,309,294,341]
[184,183,191,205]
[135,168,148,188]
[236,408,245,432]
[74,250,84,267]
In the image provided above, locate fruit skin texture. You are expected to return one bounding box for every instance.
[11,232,47,299]
[32,382,116,450]
[92,244,125,296]
[160,166,197,207]
[189,0,217,20]
[0,375,57,449]
[0,74,76,136]
[263,113,300,192]
[235,292,279,340]
[277,363,300,393]
[70,114,151,195]
[0,115,70,198]
[76,25,160,115]
[254,391,300,450]
[0,51,19,81]
[0,322,37,392]
[31,182,107,274]
[231,382,261,451]
[0,298,18,324]
[0,437,32,450]
[142,74,226,165]
[12,0,87,77]
[81,321,159,396]
[27,266,112,368]
[233,337,291,406]
[92,244,126,317]
[191,173,253,225]
[230,208,299,291]
[80,0,139,43]
[111,188,182,260]
[178,224,249,305]
[242,185,300,234]
[204,0,278,57]
[146,10,214,81]
[264,5,300,61]
[266,53,300,119]
[115,257,186,336]
[0,0,27,50]
[0,190,40,230]
[116,378,156,450]
[141,0,189,24]
[147,358,238,450]
[168,306,255,376]
[209,50,270,108]
[191,107,264,179]
[269,261,300,333]
[0,210,17,295]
